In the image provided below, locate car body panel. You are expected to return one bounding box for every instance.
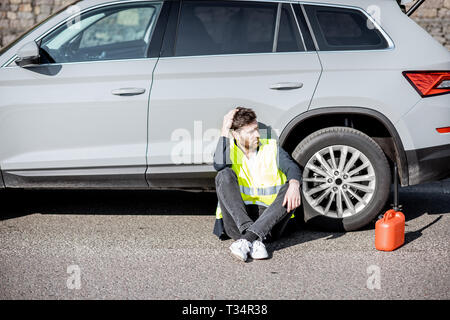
[303,0,450,187]
[405,143,450,186]
[279,106,410,186]
[0,0,448,190]
[307,0,450,150]
[0,59,156,188]
[146,52,322,187]
[0,0,163,189]
[395,94,450,151]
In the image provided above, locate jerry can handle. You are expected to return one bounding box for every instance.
[383,210,396,222]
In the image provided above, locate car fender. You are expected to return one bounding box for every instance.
[279,106,409,186]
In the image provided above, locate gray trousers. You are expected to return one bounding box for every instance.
[215,167,295,242]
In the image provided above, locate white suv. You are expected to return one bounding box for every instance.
[0,0,449,231]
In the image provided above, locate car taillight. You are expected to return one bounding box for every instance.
[402,71,450,97]
[436,127,450,134]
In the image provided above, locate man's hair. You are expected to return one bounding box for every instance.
[231,107,257,131]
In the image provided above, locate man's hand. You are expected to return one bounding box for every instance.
[221,108,239,138]
[282,179,301,212]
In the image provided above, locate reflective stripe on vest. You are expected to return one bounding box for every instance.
[239,184,284,197]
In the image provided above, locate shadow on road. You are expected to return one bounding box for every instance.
[264,224,347,256]
[1,185,449,255]
[265,186,449,254]
[404,215,443,247]
[394,190,450,220]
[0,188,218,221]
[0,185,448,261]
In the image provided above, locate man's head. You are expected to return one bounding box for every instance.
[231,107,260,152]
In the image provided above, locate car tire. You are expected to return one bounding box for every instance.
[292,126,391,231]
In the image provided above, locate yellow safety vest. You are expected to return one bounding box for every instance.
[215,138,294,220]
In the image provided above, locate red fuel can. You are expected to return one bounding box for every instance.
[375,209,405,251]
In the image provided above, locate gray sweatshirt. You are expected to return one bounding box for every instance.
[213,136,302,183]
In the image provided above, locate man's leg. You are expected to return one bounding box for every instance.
[257,205,294,242]
[247,183,293,241]
[215,168,254,240]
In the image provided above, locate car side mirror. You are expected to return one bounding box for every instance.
[15,41,40,67]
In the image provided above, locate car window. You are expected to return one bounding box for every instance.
[0,0,82,58]
[175,0,278,57]
[304,4,389,51]
[39,2,162,63]
[277,4,305,52]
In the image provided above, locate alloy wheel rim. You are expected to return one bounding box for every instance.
[302,145,376,218]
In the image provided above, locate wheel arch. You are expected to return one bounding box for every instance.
[0,165,4,188]
[279,107,409,186]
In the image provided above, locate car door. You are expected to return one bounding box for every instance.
[146,0,321,189]
[0,1,164,189]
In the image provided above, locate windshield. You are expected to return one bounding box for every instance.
[0,0,82,57]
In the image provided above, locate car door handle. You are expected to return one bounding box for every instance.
[269,82,303,90]
[111,88,146,96]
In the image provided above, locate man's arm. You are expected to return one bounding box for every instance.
[213,136,231,171]
[214,108,238,171]
[277,146,302,184]
[278,146,302,212]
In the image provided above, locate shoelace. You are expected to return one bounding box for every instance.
[252,241,264,251]
[237,239,251,252]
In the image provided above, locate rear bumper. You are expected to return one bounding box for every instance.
[406,143,450,185]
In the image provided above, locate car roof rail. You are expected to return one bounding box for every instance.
[396,0,427,17]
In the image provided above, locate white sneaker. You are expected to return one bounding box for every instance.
[229,239,252,262]
[249,240,269,260]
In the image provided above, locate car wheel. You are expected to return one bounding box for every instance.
[292,126,391,231]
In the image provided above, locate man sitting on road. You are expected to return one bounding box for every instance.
[213,107,302,262]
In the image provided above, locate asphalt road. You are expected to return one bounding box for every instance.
[0,180,449,300]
